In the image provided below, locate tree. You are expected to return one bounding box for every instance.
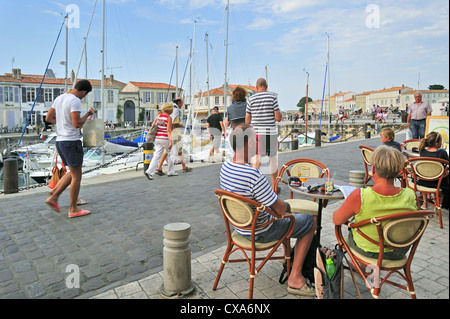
[428,84,445,90]
[296,96,313,113]
[116,104,123,125]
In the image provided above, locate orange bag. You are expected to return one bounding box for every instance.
[48,153,66,189]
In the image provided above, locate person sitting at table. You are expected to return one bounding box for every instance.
[379,127,401,152]
[417,131,449,210]
[333,145,418,260]
[220,123,316,296]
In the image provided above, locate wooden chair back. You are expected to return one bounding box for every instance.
[335,210,435,299]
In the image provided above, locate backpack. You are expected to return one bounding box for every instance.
[314,246,345,299]
[279,234,321,285]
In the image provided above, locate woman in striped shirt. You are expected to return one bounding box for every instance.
[145,103,177,180]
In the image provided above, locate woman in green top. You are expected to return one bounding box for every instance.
[333,145,418,260]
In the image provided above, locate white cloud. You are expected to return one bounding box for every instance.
[247,18,275,30]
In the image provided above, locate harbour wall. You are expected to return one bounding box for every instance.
[277,121,407,143]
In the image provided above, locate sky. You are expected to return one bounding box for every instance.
[0,0,448,111]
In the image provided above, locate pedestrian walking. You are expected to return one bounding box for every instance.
[145,103,177,180]
[44,80,94,218]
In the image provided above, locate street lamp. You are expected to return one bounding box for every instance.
[303,68,309,145]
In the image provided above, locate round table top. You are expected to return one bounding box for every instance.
[288,177,346,200]
[402,149,420,158]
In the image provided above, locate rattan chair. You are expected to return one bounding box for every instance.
[401,139,421,159]
[213,189,295,299]
[335,210,435,299]
[359,145,374,186]
[273,158,332,214]
[403,157,449,228]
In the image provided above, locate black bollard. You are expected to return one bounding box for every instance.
[365,123,371,139]
[143,142,154,174]
[291,133,298,150]
[3,157,19,194]
[315,129,321,147]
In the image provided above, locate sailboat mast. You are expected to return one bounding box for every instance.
[326,33,330,135]
[223,0,229,115]
[206,33,211,117]
[101,0,105,122]
[176,46,179,97]
[65,15,68,92]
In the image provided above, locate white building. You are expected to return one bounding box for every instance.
[119,81,181,124]
[193,84,257,120]
[0,69,123,129]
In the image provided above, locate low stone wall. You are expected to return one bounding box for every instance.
[278,121,407,143]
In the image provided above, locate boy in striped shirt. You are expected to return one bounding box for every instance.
[220,124,316,296]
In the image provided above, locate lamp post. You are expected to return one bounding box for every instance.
[303,68,309,145]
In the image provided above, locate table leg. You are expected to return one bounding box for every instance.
[316,199,323,240]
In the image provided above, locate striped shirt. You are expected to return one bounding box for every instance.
[246,91,280,135]
[220,160,278,236]
[155,113,169,140]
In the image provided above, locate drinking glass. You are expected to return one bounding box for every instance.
[298,167,310,190]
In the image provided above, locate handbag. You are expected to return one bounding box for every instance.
[146,122,158,143]
[48,153,66,189]
[83,118,105,147]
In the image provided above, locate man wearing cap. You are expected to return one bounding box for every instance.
[406,92,432,139]
[207,106,226,162]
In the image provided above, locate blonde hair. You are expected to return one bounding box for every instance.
[380,127,395,141]
[372,145,404,179]
[162,102,174,114]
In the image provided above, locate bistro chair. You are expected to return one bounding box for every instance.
[403,157,449,228]
[401,139,421,159]
[273,158,332,215]
[335,210,435,299]
[359,145,374,185]
[213,189,296,299]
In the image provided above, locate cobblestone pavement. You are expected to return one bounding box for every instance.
[1,131,448,299]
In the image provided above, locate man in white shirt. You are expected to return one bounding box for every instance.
[45,80,94,218]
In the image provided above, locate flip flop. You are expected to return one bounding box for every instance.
[45,201,61,213]
[287,283,316,297]
[69,209,91,218]
[77,199,88,205]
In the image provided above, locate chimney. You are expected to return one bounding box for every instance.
[12,68,22,80]
[109,74,114,83]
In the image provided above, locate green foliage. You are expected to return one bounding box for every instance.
[428,84,445,90]
[296,96,313,113]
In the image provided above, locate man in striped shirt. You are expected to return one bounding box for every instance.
[245,78,282,185]
[220,124,316,296]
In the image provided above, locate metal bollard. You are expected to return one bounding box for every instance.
[3,157,19,194]
[291,133,299,150]
[349,170,365,188]
[315,129,321,147]
[143,142,153,174]
[365,123,371,139]
[160,222,195,298]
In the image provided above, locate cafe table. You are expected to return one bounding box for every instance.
[402,149,420,158]
[288,177,348,240]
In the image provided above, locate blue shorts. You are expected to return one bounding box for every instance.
[245,213,314,243]
[56,140,84,167]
